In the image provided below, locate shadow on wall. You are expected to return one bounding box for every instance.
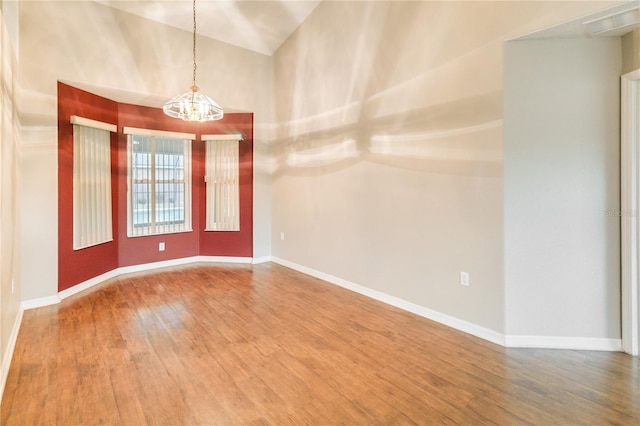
[270,1,512,179]
[270,92,503,179]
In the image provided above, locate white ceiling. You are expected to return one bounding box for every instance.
[95,0,322,56]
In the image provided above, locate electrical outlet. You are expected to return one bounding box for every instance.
[460,272,470,287]
[280,232,285,241]
[159,242,165,251]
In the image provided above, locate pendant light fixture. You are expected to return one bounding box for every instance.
[163,0,223,122]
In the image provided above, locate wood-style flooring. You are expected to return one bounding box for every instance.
[2,263,639,424]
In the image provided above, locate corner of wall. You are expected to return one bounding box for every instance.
[0,305,23,403]
[622,28,640,74]
[0,3,25,404]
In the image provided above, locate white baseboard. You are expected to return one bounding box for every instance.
[59,269,121,300]
[117,257,199,276]
[117,255,252,277]
[1,305,24,402]
[20,255,623,353]
[270,257,506,346]
[24,255,256,308]
[196,256,252,264]
[21,295,61,310]
[270,257,625,352]
[504,335,622,351]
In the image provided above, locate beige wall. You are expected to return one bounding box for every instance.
[18,1,274,300]
[271,1,624,333]
[622,28,640,74]
[504,37,622,339]
[0,5,22,393]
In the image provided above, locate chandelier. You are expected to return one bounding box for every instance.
[163,0,223,122]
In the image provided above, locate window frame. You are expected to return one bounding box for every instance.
[124,127,195,238]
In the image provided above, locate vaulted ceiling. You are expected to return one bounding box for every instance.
[95,0,322,55]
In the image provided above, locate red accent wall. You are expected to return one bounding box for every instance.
[198,115,254,258]
[116,103,201,267]
[58,83,119,291]
[58,83,253,291]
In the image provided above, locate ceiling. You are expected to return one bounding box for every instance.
[96,1,639,53]
[95,0,322,56]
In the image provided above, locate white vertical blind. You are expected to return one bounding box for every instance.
[72,122,114,250]
[205,139,240,231]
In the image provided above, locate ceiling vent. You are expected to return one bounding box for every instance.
[583,6,640,37]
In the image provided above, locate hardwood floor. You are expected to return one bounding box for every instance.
[2,263,639,425]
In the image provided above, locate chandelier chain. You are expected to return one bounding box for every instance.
[163,0,223,122]
[192,0,197,89]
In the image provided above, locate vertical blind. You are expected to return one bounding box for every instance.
[204,134,242,231]
[71,116,117,250]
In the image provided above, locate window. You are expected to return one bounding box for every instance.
[71,116,117,250]
[125,127,195,237]
[203,134,242,231]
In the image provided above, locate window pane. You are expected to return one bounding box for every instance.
[128,133,191,237]
[155,137,185,227]
[132,135,152,229]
